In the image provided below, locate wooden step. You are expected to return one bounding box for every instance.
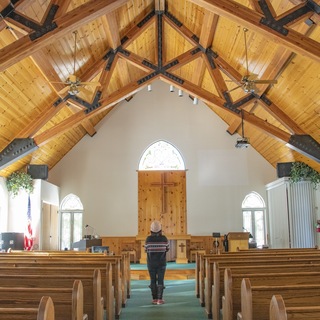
[131,268,195,280]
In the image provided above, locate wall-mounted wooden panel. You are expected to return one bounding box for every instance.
[138,170,187,236]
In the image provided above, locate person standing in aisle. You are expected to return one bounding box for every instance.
[145,220,169,305]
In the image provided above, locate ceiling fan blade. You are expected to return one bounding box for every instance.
[247,74,258,80]
[58,86,70,95]
[227,85,243,93]
[253,79,278,84]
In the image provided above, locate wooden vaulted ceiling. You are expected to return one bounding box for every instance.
[0,0,319,178]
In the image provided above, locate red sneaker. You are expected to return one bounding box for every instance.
[152,299,158,305]
[157,299,165,305]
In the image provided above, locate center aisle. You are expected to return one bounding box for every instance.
[121,279,207,320]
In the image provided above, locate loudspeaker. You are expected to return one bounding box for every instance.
[27,164,48,180]
[276,162,293,178]
[0,232,24,251]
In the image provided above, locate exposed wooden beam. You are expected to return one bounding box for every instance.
[121,13,156,49]
[104,12,132,85]
[202,53,229,98]
[192,12,218,88]
[163,15,199,47]
[189,0,320,63]
[0,0,128,72]
[33,79,154,145]
[18,99,68,138]
[258,97,306,135]
[81,119,96,137]
[52,0,73,17]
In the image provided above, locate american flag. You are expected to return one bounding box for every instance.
[24,195,33,251]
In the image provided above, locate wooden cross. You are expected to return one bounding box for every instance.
[179,242,186,253]
[151,172,176,213]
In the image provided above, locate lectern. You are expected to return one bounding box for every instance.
[72,238,102,251]
[227,232,249,252]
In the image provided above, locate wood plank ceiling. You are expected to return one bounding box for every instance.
[0,0,319,177]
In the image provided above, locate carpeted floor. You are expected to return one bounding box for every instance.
[130,262,195,270]
[121,279,207,320]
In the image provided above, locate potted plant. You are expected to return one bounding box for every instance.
[290,161,320,188]
[6,171,34,197]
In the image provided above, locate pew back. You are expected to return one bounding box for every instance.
[269,295,320,320]
[239,278,320,320]
[0,296,55,320]
[0,280,83,320]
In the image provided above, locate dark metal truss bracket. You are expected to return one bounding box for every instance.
[1,4,58,41]
[288,135,320,163]
[258,0,318,35]
[0,138,38,170]
[223,92,256,114]
[52,91,101,114]
[71,91,102,114]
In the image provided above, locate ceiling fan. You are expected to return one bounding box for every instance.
[51,31,100,96]
[227,28,277,94]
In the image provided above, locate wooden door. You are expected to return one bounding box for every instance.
[138,170,187,236]
[41,202,59,250]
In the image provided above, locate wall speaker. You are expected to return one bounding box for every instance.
[276,162,293,178]
[27,164,48,180]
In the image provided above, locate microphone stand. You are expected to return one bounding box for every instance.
[85,225,95,239]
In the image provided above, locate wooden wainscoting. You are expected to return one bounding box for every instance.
[101,235,226,263]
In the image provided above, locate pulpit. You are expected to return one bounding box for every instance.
[227,232,249,252]
[72,238,102,251]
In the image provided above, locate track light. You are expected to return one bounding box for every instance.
[193,97,198,105]
[170,85,174,92]
[178,89,183,97]
[147,84,152,92]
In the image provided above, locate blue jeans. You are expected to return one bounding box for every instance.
[148,265,166,287]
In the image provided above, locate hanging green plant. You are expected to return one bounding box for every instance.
[290,162,320,188]
[6,171,34,197]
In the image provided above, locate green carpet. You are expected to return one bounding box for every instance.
[130,262,195,270]
[121,279,206,320]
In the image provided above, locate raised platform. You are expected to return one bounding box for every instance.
[130,262,195,280]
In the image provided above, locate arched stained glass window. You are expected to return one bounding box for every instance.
[60,194,83,250]
[61,193,83,210]
[242,192,265,208]
[139,140,185,170]
[242,192,267,248]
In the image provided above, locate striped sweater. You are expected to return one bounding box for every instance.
[145,233,169,268]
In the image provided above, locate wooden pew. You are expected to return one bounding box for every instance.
[200,252,320,318]
[0,296,55,320]
[236,247,319,254]
[0,280,84,320]
[211,262,320,320]
[0,251,128,304]
[222,268,320,320]
[0,270,103,320]
[238,278,320,320]
[0,254,123,318]
[0,264,114,320]
[269,294,320,320]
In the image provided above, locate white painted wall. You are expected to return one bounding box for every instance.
[49,80,276,237]
[0,177,8,232]
[6,179,59,249]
